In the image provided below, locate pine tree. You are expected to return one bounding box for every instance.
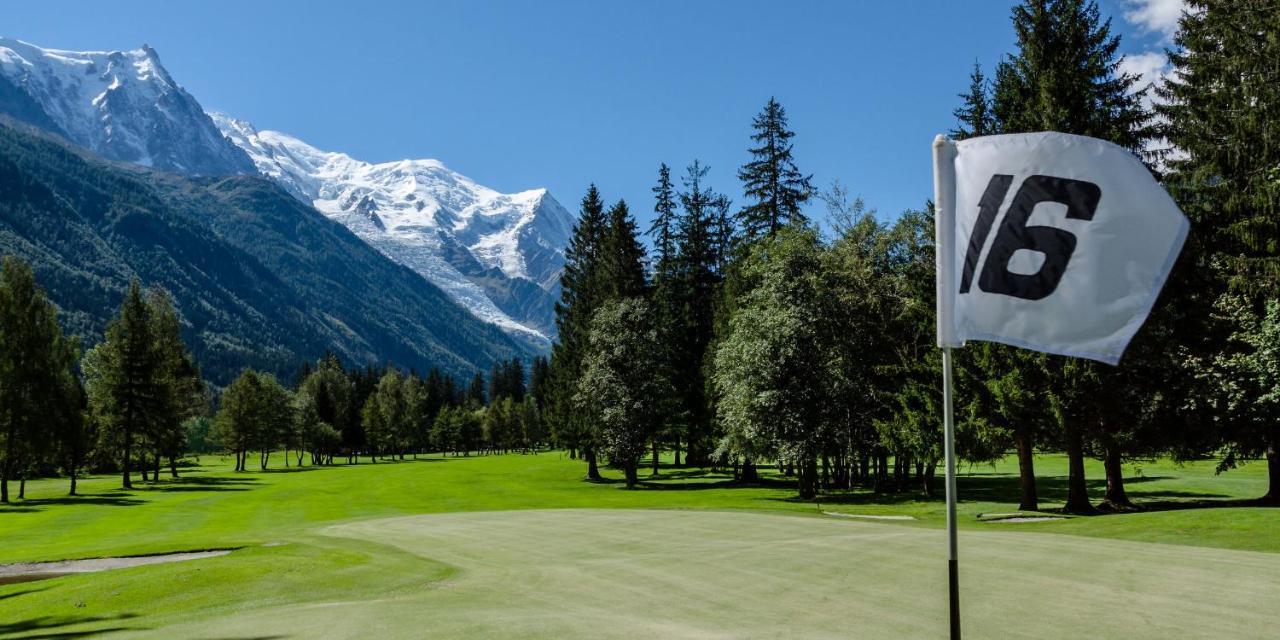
[0,256,79,502]
[147,287,205,479]
[737,97,814,238]
[600,200,648,300]
[649,163,679,280]
[950,61,996,140]
[1158,0,1280,502]
[548,185,609,478]
[673,161,731,465]
[84,281,164,489]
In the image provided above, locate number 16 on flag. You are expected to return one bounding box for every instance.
[934,132,1189,365]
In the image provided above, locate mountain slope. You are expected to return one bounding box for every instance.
[0,37,254,176]
[214,115,570,343]
[0,118,533,384]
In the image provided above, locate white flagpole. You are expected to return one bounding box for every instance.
[932,134,961,640]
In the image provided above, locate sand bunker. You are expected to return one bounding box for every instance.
[0,549,231,585]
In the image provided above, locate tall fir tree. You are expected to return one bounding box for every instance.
[600,199,648,300]
[950,61,996,140]
[84,281,166,489]
[736,97,814,239]
[1157,0,1280,502]
[0,256,80,502]
[548,185,609,478]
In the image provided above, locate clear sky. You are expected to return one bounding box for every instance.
[7,0,1177,233]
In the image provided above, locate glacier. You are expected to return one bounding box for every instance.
[213,115,569,348]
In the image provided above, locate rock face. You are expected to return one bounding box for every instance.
[0,38,255,176]
[214,115,570,345]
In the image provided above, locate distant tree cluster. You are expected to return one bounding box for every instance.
[544,0,1280,507]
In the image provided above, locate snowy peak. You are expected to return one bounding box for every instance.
[0,37,254,175]
[214,114,570,345]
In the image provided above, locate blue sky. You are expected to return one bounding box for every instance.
[8,0,1176,233]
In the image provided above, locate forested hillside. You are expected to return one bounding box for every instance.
[0,118,533,384]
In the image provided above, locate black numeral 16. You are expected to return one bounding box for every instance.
[959,174,1101,301]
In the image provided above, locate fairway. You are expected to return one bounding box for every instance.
[2,454,1277,639]
[139,509,1280,639]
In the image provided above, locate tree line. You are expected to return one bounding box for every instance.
[0,257,555,498]
[544,0,1280,508]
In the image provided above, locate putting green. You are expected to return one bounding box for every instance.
[139,509,1278,639]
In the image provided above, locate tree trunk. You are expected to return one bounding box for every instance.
[169,456,179,478]
[798,457,818,499]
[674,439,682,467]
[122,428,133,489]
[18,475,25,499]
[1101,448,1132,510]
[624,462,638,488]
[153,452,161,481]
[585,448,601,480]
[651,439,660,476]
[1,423,13,502]
[1264,431,1278,506]
[740,459,759,483]
[1063,425,1094,514]
[1015,432,1038,511]
[69,471,78,496]
[923,459,937,496]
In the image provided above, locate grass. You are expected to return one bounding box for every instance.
[0,451,1275,638]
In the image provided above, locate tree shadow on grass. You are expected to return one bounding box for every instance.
[0,585,48,602]
[141,476,261,492]
[0,612,142,639]
[2,493,145,509]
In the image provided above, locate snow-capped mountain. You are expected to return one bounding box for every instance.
[214,115,570,347]
[0,38,571,349]
[0,38,254,175]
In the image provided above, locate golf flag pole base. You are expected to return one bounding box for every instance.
[942,346,960,640]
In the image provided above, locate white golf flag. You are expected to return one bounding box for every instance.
[933,132,1189,364]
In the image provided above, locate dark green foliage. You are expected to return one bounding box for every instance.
[0,118,532,386]
[0,255,80,500]
[736,97,814,239]
[950,62,996,140]
[1157,0,1280,502]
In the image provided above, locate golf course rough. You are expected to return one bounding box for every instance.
[137,509,1278,640]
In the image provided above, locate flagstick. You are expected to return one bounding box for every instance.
[941,346,960,640]
[932,134,962,640]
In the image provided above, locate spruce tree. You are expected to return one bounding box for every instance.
[85,281,165,489]
[649,163,679,280]
[601,199,648,300]
[1158,0,1280,502]
[950,61,996,140]
[0,256,79,502]
[737,97,814,238]
[548,185,608,478]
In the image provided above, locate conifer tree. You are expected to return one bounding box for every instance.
[1158,0,1280,502]
[0,256,79,502]
[548,185,608,478]
[600,200,648,300]
[649,163,679,280]
[736,97,814,238]
[85,281,164,489]
[950,61,996,140]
